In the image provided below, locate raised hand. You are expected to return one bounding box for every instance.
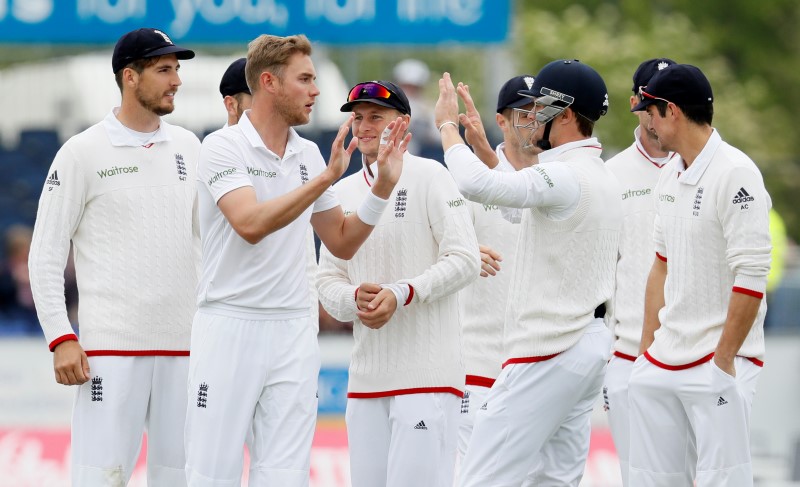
[434,72,460,130]
[372,118,410,199]
[457,82,500,168]
[327,113,359,181]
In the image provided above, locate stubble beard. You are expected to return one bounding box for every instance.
[275,90,309,127]
[136,88,174,117]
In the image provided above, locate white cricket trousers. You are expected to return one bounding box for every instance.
[459,319,612,487]
[71,355,189,487]
[346,393,460,487]
[184,310,320,487]
[628,355,762,486]
[456,385,541,487]
[603,354,636,487]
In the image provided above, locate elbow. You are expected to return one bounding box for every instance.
[232,222,267,245]
[328,246,357,261]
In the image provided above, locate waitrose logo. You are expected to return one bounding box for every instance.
[208,168,237,186]
[97,165,139,178]
[247,167,277,179]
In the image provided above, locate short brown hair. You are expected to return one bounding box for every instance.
[114,56,160,91]
[246,34,312,93]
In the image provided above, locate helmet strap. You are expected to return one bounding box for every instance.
[536,120,553,151]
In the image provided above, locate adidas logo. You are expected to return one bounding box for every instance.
[732,187,754,204]
[480,402,487,411]
[413,420,428,430]
[46,170,61,186]
[717,396,728,406]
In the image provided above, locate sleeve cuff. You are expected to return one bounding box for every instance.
[49,334,78,352]
[733,274,767,299]
[656,252,667,262]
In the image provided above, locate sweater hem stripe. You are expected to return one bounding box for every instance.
[85,350,190,357]
[745,357,764,367]
[613,351,637,362]
[347,387,463,399]
[49,334,79,352]
[732,286,764,299]
[465,375,496,388]
[644,351,714,370]
[502,353,561,368]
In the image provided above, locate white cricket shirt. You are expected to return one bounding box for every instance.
[647,129,771,368]
[196,111,338,318]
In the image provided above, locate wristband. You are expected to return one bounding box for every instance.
[380,283,411,307]
[356,191,389,226]
[438,120,458,132]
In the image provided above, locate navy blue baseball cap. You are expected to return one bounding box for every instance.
[632,58,677,94]
[341,80,411,115]
[220,58,250,98]
[496,75,536,113]
[112,28,195,73]
[631,64,713,112]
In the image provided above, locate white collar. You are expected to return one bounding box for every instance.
[538,137,602,164]
[676,128,721,185]
[103,107,171,147]
[238,110,302,160]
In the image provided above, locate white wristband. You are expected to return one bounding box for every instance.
[356,191,389,226]
[438,120,458,132]
[380,283,410,307]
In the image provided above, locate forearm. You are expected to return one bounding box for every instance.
[715,291,762,361]
[640,256,667,354]
[235,172,335,244]
[316,249,359,322]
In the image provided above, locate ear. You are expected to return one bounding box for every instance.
[223,96,238,119]
[629,95,638,111]
[496,113,506,130]
[260,70,279,93]
[559,107,576,125]
[123,67,138,88]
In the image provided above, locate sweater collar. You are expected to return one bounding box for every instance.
[103,108,171,147]
[634,126,675,168]
[676,129,721,186]
[538,137,602,164]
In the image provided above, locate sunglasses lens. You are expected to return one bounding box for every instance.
[348,82,392,102]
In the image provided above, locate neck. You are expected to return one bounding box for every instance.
[248,98,291,158]
[503,145,534,170]
[638,127,669,159]
[676,125,713,168]
[117,97,161,132]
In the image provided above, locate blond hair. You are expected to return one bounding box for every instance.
[246,34,312,93]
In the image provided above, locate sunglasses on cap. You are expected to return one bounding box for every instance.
[347,82,397,103]
[638,86,671,105]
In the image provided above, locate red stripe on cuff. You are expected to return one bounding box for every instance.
[404,285,414,306]
[466,375,496,388]
[656,252,667,262]
[732,286,764,299]
[49,334,78,352]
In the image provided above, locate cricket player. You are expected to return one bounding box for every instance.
[602,57,677,486]
[28,28,199,486]
[316,79,479,487]
[436,60,621,486]
[629,63,771,486]
[185,35,406,486]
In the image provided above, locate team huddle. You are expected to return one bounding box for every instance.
[27,27,771,487]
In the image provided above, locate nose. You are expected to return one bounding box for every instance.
[310,80,320,98]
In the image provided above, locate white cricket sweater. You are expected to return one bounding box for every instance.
[445,139,621,361]
[459,144,521,385]
[605,128,675,358]
[648,130,771,368]
[28,109,201,354]
[316,154,480,397]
